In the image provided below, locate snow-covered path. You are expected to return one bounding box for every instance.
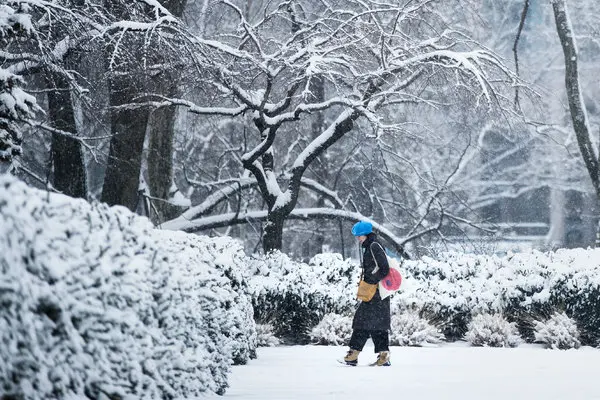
[209,344,600,400]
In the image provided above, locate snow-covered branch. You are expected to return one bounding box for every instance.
[161,206,410,256]
[111,96,248,117]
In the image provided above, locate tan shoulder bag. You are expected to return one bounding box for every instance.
[357,279,377,302]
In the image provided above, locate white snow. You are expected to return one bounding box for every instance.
[207,344,600,400]
[0,4,33,35]
[106,16,177,33]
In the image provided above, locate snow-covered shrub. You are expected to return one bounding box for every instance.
[393,253,501,340]
[0,238,58,399]
[464,314,521,347]
[1,177,167,399]
[389,310,444,346]
[151,230,257,366]
[256,324,281,347]
[393,249,600,345]
[248,251,358,343]
[534,312,581,350]
[0,5,39,172]
[310,313,353,345]
[551,251,600,347]
[0,176,254,398]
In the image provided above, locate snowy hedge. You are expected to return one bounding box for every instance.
[310,313,353,345]
[150,230,257,366]
[394,250,600,346]
[246,251,358,343]
[245,245,600,347]
[0,176,256,398]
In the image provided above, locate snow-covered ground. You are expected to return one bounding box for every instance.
[208,344,600,400]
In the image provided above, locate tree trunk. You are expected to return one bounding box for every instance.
[145,0,188,223]
[47,73,87,198]
[263,212,285,253]
[309,75,327,255]
[552,0,600,246]
[100,0,151,210]
[147,103,179,222]
[100,74,150,209]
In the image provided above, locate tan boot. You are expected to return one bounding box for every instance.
[370,351,391,366]
[343,349,360,366]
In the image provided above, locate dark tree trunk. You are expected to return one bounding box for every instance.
[553,0,600,246]
[100,0,153,210]
[147,103,178,222]
[263,213,285,253]
[47,73,87,198]
[309,75,327,255]
[145,0,188,223]
[100,74,150,209]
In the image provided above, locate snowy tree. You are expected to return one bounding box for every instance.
[100,0,189,216]
[1,0,191,205]
[158,0,517,253]
[0,3,39,173]
[0,0,97,194]
[551,0,600,246]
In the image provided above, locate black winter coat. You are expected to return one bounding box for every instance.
[352,233,391,331]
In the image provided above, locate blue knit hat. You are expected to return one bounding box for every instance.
[351,221,373,236]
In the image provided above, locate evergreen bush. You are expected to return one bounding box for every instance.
[256,324,281,347]
[151,231,257,366]
[389,310,444,346]
[310,313,353,345]
[0,176,255,398]
[248,252,358,343]
[464,314,521,347]
[534,312,581,350]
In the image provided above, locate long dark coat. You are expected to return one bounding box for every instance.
[352,233,391,331]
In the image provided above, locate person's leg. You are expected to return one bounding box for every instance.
[371,330,389,353]
[343,329,370,365]
[348,329,370,351]
[370,330,391,366]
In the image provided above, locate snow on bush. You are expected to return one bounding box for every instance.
[245,245,600,346]
[465,314,521,348]
[247,251,359,343]
[0,3,34,36]
[393,253,507,340]
[256,324,281,347]
[534,312,581,350]
[389,310,444,347]
[309,313,353,346]
[1,4,38,170]
[0,176,255,398]
[1,176,164,398]
[151,230,257,366]
[393,249,600,345]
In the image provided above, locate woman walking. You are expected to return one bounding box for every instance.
[343,221,391,366]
